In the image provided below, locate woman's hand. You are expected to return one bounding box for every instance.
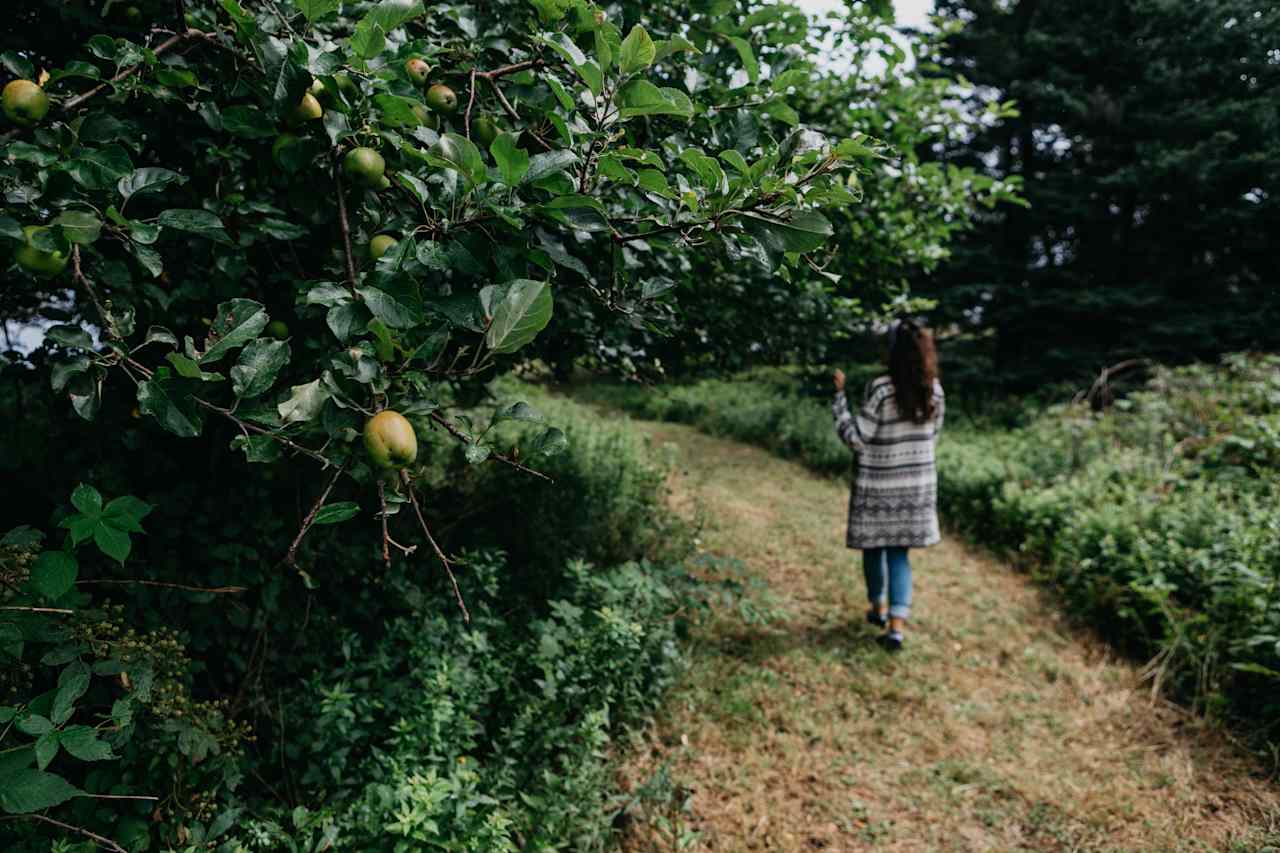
[832,368,846,392]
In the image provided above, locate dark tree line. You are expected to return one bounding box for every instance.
[920,0,1280,389]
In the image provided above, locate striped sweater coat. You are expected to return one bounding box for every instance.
[832,375,945,549]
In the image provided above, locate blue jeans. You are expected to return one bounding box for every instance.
[863,547,912,620]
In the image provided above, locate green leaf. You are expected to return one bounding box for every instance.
[719,149,750,174]
[231,339,291,398]
[31,551,78,600]
[34,733,58,771]
[0,215,23,242]
[739,210,833,253]
[1,50,34,80]
[0,769,84,814]
[429,133,487,190]
[483,280,553,354]
[297,0,341,23]
[524,150,578,184]
[679,148,725,191]
[71,483,102,515]
[16,714,52,736]
[618,80,694,120]
[45,325,94,350]
[494,401,542,423]
[59,726,114,761]
[201,299,270,364]
[761,97,799,127]
[94,523,131,565]
[220,106,277,139]
[313,502,360,525]
[464,442,491,464]
[490,133,530,186]
[50,357,89,392]
[728,36,759,85]
[358,284,421,329]
[118,168,187,201]
[158,209,231,244]
[49,211,101,245]
[137,377,205,437]
[529,426,568,457]
[64,145,133,190]
[654,35,701,63]
[52,661,90,725]
[166,353,225,381]
[144,326,179,348]
[277,379,330,424]
[618,24,656,75]
[103,496,153,530]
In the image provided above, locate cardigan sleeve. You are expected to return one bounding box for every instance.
[934,385,946,439]
[833,383,881,453]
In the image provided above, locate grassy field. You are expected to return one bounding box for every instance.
[609,418,1280,851]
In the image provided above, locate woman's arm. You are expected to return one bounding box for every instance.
[832,371,879,453]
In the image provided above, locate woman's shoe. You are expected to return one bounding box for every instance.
[876,630,904,652]
[866,608,887,629]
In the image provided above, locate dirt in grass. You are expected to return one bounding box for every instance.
[614,420,1280,852]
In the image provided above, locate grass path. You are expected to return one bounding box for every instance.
[615,420,1279,852]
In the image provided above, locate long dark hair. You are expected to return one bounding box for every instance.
[889,320,939,424]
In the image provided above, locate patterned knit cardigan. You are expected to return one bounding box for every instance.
[832,376,945,549]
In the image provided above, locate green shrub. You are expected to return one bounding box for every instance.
[1,382,695,851]
[232,550,695,852]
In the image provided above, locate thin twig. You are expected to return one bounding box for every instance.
[0,606,73,614]
[1,814,127,853]
[332,158,360,295]
[464,67,478,141]
[477,60,542,81]
[377,480,391,568]
[283,464,346,566]
[192,398,337,468]
[77,579,247,594]
[402,471,469,622]
[427,411,554,483]
[70,247,111,333]
[63,32,190,112]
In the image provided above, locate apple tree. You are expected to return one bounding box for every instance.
[2,0,906,845]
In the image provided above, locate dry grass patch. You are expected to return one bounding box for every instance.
[615,420,1280,852]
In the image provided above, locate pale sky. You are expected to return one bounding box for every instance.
[797,0,935,30]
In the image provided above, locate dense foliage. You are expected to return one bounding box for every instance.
[583,355,1280,748]
[1,0,995,846]
[918,0,1280,388]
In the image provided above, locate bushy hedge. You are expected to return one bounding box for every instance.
[580,356,1280,745]
[0,382,697,851]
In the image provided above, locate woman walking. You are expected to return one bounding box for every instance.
[831,320,945,651]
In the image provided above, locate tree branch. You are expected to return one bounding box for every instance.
[63,32,189,112]
[192,398,337,469]
[401,471,469,622]
[464,67,478,141]
[427,411,553,483]
[77,579,247,594]
[477,60,542,81]
[332,158,360,295]
[283,463,346,566]
[1,814,127,853]
[377,480,391,568]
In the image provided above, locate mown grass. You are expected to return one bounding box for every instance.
[611,420,1280,851]
[577,355,1280,754]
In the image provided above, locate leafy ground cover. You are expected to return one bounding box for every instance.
[0,385,712,851]
[578,355,1280,751]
